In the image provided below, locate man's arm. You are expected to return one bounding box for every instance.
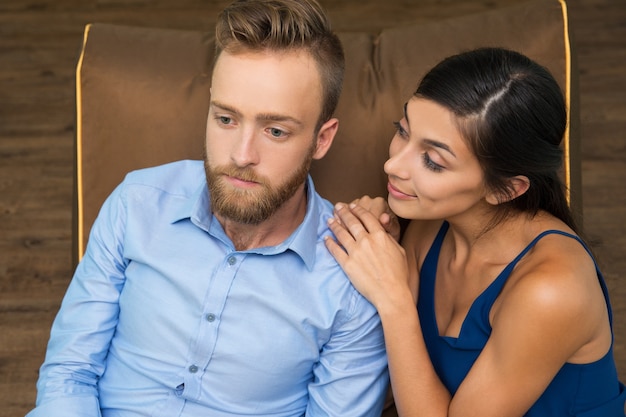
[26,184,128,417]
[305,290,389,417]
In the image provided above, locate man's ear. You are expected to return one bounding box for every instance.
[312,118,339,160]
[485,175,530,205]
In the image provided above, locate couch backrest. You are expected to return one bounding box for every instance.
[74,0,579,264]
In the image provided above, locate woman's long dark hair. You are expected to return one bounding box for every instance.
[415,47,578,233]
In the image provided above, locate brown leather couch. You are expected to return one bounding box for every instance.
[72,0,579,414]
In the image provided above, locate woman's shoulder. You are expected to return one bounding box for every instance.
[519,226,596,284]
[492,227,609,360]
[504,213,595,289]
[503,225,596,302]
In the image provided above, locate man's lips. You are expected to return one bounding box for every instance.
[387,181,416,199]
[224,174,260,188]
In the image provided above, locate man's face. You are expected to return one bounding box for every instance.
[204,49,328,225]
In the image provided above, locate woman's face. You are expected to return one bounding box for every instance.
[384,97,489,221]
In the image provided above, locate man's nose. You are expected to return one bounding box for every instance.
[231,128,260,167]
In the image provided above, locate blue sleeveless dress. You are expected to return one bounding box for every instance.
[418,222,626,416]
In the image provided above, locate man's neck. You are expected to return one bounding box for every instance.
[216,186,309,251]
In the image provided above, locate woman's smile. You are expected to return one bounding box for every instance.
[387,181,416,200]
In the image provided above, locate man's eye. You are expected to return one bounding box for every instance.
[269,127,285,138]
[219,116,232,125]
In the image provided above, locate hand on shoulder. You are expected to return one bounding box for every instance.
[349,196,401,241]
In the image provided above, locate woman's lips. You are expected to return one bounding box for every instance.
[387,181,416,200]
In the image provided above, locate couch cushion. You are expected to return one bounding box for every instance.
[75,0,578,263]
[314,0,579,206]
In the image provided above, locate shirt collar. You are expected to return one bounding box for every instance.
[172,176,320,271]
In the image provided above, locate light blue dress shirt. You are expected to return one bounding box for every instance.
[27,160,389,417]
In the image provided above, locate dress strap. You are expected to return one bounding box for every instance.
[487,229,613,327]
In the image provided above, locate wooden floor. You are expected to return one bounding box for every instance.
[0,0,624,415]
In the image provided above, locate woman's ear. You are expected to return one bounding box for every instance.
[485,175,530,205]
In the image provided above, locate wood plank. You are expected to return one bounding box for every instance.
[1,0,625,415]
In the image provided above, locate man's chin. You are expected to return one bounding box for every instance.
[211,191,272,223]
[214,205,271,225]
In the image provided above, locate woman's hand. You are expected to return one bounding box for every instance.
[349,196,401,242]
[325,203,409,310]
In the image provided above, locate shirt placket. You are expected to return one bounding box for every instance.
[180,251,244,402]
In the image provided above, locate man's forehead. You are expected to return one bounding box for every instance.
[210,49,323,121]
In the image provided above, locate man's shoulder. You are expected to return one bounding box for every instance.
[122,159,204,196]
[305,184,336,241]
[125,159,203,182]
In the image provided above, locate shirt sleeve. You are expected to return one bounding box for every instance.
[26,183,128,417]
[305,290,389,417]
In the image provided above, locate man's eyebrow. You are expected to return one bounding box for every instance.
[405,101,457,158]
[211,101,302,126]
[211,101,240,116]
[256,113,303,126]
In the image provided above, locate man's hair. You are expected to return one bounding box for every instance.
[215,0,345,130]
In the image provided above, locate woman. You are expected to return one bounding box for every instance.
[325,47,626,416]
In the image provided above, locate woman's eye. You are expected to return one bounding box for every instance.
[422,152,444,172]
[393,121,408,138]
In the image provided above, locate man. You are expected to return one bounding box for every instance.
[26,0,389,416]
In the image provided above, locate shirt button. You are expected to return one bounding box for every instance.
[206,313,216,322]
[188,365,199,374]
[227,256,237,265]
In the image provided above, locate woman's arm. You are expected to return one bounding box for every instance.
[325,203,452,416]
[325,205,606,417]
[449,239,608,416]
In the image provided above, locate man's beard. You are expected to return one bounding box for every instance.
[204,147,314,225]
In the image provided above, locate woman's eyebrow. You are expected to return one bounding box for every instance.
[403,102,409,125]
[423,138,456,158]
[405,101,457,158]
